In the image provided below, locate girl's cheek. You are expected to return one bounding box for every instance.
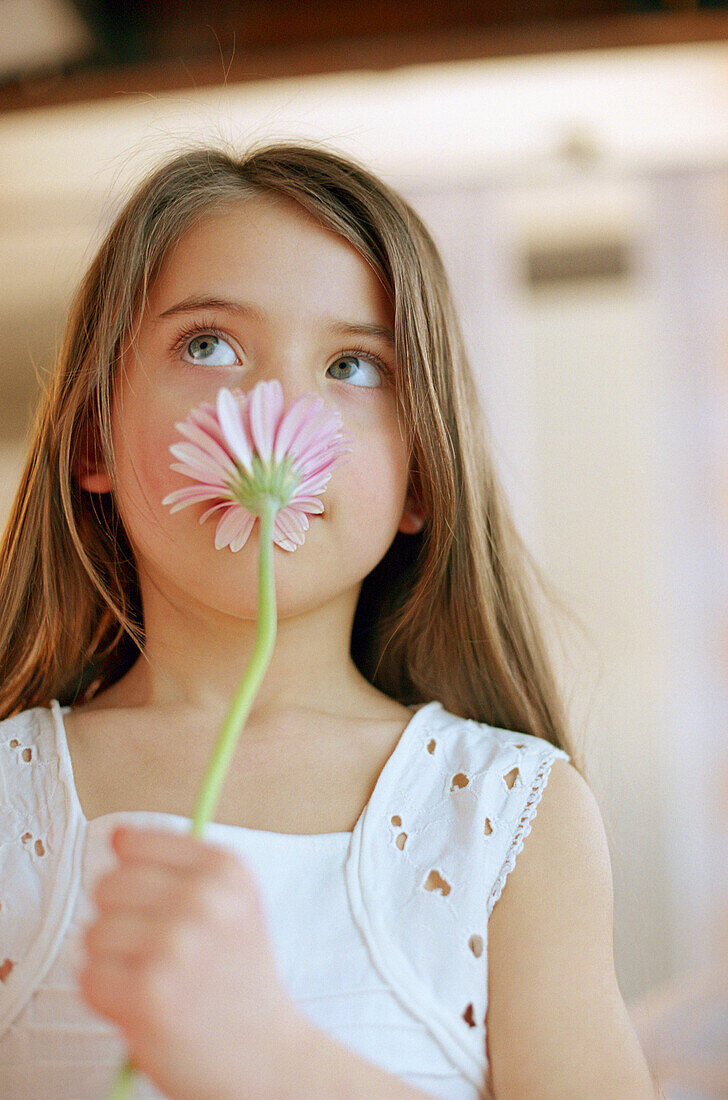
[147,433,181,504]
[348,455,405,526]
[116,419,176,516]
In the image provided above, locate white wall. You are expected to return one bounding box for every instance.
[0,442,26,525]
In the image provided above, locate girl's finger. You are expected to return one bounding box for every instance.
[83,909,152,964]
[79,955,132,1024]
[93,862,177,914]
[112,825,233,874]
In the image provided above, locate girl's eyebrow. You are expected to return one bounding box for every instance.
[156,295,395,348]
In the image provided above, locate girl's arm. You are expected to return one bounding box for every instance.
[278,1020,443,1099]
[485,759,661,1100]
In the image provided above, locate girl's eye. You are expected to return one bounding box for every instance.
[327,354,386,388]
[178,330,240,367]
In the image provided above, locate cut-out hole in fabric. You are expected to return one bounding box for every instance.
[426,738,436,754]
[395,832,407,850]
[469,934,483,958]
[21,747,32,762]
[9,739,19,749]
[34,839,45,857]
[0,958,14,982]
[391,815,402,827]
[462,1002,476,1028]
[503,767,519,790]
[484,817,493,835]
[423,869,451,896]
[450,772,469,791]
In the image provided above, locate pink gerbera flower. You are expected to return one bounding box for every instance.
[162,381,352,551]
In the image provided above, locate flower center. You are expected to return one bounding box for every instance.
[226,453,302,516]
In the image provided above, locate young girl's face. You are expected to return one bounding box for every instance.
[93,193,414,624]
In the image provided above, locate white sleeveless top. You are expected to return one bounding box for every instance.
[0,699,570,1099]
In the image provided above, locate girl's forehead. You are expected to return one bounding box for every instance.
[147,197,393,322]
[167,193,344,260]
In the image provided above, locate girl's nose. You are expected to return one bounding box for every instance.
[258,355,326,409]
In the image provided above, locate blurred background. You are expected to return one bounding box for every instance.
[2,2,728,1096]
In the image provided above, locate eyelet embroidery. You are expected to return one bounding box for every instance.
[390,815,408,850]
[423,868,451,896]
[8,739,32,763]
[405,722,565,1038]
[468,934,483,958]
[20,832,46,857]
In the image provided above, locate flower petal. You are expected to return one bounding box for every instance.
[275,509,307,544]
[216,389,254,475]
[287,496,325,515]
[169,442,231,484]
[249,380,284,465]
[175,419,237,476]
[198,501,231,524]
[294,469,335,497]
[298,408,347,454]
[273,396,325,464]
[162,484,226,512]
[189,404,229,450]
[214,505,252,550]
[281,507,310,533]
[290,442,352,484]
[282,403,341,467]
[229,511,256,551]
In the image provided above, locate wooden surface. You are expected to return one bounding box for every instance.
[2,7,727,114]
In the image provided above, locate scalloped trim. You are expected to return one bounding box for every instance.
[486,755,557,918]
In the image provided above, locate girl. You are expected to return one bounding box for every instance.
[0,141,661,1099]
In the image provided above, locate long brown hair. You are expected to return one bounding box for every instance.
[0,140,586,775]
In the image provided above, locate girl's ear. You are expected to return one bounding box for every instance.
[78,465,112,493]
[75,426,112,494]
[399,493,426,535]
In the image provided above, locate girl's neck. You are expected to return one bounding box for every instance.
[92,651,386,729]
[81,575,394,732]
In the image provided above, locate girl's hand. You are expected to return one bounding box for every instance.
[79,824,305,1100]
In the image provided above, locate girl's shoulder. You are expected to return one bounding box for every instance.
[393,699,571,807]
[0,699,61,761]
[0,702,68,825]
[374,702,572,880]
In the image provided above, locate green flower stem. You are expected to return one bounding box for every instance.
[106,1061,135,1100]
[107,496,279,1100]
[190,496,278,835]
